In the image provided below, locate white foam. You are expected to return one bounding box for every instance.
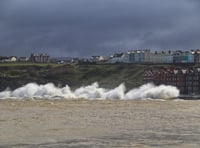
[0,82,180,100]
[125,83,180,100]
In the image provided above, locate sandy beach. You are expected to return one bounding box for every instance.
[0,99,200,147]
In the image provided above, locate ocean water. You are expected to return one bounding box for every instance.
[0,83,199,147]
[0,99,200,147]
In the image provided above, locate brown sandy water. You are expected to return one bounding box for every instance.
[0,99,200,147]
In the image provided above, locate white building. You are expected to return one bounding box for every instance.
[90,56,104,62]
[128,49,150,63]
[150,51,173,64]
[1,56,17,62]
[10,56,17,62]
[108,53,126,63]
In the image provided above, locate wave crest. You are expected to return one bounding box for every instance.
[0,82,180,100]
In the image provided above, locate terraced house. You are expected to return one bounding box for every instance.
[144,68,200,95]
[30,53,50,63]
[109,49,200,64]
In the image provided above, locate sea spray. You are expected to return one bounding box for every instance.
[125,83,180,100]
[0,82,180,100]
[0,89,11,99]
[74,82,106,99]
[103,83,126,100]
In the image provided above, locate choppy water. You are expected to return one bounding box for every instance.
[0,99,200,147]
[0,82,179,100]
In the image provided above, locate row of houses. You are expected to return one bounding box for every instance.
[108,49,150,63]
[108,49,200,64]
[144,68,200,95]
[55,49,200,65]
[59,49,200,64]
[0,53,50,63]
[2,49,200,64]
[0,56,28,62]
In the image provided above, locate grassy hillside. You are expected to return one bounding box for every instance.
[0,63,174,91]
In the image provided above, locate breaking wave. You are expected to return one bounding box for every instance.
[0,82,180,100]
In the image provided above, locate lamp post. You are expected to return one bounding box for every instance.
[197,68,200,94]
[182,69,187,95]
[173,70,178,87]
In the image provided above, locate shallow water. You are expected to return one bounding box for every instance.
[0,99,200,147]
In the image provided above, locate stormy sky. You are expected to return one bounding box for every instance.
[0,0,200,57]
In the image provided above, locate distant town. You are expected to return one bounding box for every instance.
[2,49,200,97]
[1,49,200,64]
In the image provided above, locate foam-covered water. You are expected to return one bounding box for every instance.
[0,82,180,100]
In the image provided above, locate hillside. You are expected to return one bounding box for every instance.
[0,63,178,91]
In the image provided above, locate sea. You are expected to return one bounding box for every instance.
[0,83,200,147]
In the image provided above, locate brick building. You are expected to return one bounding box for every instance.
[144,68,200,95]
[30,53,50,63]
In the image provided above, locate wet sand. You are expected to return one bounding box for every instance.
[0,99,200,147]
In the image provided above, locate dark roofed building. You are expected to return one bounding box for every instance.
[144,67,200,95]
[30,53,50,63]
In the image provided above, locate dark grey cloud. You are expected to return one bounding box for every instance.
[0,0,199,57]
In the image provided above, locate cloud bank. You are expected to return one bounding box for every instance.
[0,0,200,57]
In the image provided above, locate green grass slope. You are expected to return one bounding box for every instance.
[0,63,173,91]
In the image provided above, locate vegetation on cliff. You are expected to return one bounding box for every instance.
[0,63,178,91]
